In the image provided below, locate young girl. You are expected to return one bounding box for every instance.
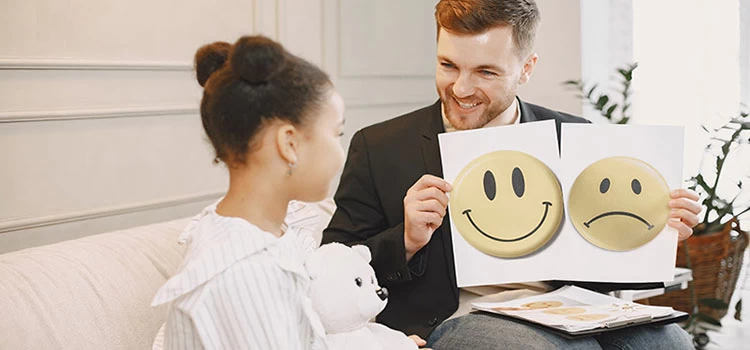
[152,35,346,349]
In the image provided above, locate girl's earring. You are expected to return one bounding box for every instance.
[287,162,296,176]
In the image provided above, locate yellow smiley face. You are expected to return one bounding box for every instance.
[521,300,564,309]
[450,151,563,258]
[543,307,587,315]
[567,314,610,322]
[568,156,669,251]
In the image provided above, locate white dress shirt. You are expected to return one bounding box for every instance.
[152,201,327,350]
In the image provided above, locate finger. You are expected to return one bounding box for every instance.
[411,174,453,193]
[407,335,427,346]
[668,219,693,241]
[419,211,443,228]
[669,208,700,228]
[670,188,700,201]
[668,197,702,215]
[413,199,447,218]
[412,187,450,207]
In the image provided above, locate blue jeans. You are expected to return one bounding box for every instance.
[426,313,694,349]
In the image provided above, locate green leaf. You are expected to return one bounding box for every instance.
[586,84,598,98]
[695,313,723,327]
[605,104,618,117]
[734,299,742,321]
[699,298,729,310]
[596,95,609,110]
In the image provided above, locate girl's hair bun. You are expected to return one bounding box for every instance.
[230,35,287,85]
[194,41,231,87]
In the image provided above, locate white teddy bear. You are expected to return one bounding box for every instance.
[305,243,418,350]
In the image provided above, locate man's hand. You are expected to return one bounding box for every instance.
[404,175,452,261]
[407,334,431,349]
[667,188,702,241]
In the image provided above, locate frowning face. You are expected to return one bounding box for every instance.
[449,151,563,258]
[568,157,670,251]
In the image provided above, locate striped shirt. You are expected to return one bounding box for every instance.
[152,201,327,350]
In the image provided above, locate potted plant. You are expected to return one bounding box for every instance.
[649,111,750,348]
[563,63,638,125]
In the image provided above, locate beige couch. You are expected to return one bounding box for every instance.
[0,199,334,350]
[0,218,188,350]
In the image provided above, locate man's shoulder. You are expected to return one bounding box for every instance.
[524,101,590,124]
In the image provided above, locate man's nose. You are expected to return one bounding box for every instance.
[451,73,475,98]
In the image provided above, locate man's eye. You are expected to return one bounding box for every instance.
[480,70,496,77]
[440,62,454,69]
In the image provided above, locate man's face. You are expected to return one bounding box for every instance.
[435,26,536,130]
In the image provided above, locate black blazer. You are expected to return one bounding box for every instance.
[322,99,590,337]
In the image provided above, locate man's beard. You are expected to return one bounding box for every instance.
[441,89,509,130]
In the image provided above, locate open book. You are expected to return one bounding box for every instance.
[472,286,688,338]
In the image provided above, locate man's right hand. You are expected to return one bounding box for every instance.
[403,175,452,261]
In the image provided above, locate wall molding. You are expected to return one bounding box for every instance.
[0,191,224,234]
[335,0,433,79]
[0,105,198,123]
[0,58,192,71]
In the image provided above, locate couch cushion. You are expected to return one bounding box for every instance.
[0,218,188,350]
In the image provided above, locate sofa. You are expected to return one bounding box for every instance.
[0,199,335,350]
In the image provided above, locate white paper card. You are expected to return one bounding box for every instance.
[438,121,684,287]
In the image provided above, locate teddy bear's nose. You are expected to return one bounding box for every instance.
[376,287,389,301]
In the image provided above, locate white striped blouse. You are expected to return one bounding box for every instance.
[152,201,328,350]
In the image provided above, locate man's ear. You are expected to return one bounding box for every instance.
[518,53,538,85]
[275,122,299,165]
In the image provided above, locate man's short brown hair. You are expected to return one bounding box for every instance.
[435,0,541,57]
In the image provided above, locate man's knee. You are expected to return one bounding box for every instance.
[427,313,600,350]
[596,323,694,350]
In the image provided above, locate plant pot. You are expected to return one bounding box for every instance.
[648,220,749,320]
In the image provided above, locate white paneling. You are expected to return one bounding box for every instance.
[518,0,582,116]
[0,112,227,222]
[338,77,436,108]
[278,0,325,66]
[0,70,198,112]
[338,0,436,77]
[0,0,256,60]
[0,197,217,254]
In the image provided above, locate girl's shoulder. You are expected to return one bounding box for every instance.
[152,209,280,307]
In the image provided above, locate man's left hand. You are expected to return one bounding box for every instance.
[667,188,702,241]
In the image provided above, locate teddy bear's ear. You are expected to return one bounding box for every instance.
[351,245,372,263]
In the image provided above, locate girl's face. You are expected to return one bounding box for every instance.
[294,89,346,202]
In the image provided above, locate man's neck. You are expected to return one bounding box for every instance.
[484,98,519,128]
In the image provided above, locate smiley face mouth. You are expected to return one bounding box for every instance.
[584,211,654,230]
[462,201,552,242]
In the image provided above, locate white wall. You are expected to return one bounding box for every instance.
[632,0,742,183]
[519,0,583,116]
[0,0,587,253]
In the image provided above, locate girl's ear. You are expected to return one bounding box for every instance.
[275,122,299,165]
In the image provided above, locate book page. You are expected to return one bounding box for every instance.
[472,286,675,333]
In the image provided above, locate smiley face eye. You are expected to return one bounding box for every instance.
[512,167,525,198]
[483,170,496,201]
[631,179,642,194]
[355,277,362,287]
[600,178,611,194]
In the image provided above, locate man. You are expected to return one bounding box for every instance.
[323,0,701,348]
